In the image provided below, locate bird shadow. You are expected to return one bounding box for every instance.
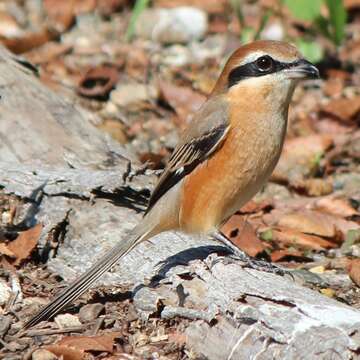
[92,186,150,213]
[132,244,231,295]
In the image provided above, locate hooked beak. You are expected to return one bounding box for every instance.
[284,59,319,80]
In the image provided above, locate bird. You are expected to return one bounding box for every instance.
[24,40,319,329]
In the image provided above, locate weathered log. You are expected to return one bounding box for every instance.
[0,45,133,168]
[0,45,360,359]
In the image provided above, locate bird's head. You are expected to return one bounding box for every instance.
[212,40,319,108]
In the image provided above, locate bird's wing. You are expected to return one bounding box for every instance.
[146,96,230,214]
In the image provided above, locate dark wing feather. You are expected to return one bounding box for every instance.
[145,122,229,214]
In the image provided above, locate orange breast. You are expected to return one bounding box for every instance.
[179,88,286,233]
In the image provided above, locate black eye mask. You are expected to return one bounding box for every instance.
[228,56,302,88]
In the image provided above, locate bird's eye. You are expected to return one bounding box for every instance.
[256,56,274,72]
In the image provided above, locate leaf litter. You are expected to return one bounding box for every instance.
[1,0,360,358]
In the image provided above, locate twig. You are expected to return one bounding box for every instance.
[21,325,85,337]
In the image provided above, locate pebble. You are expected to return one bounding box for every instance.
[79,303,105,323]
[309,265,325,274]
[110,83,158,108]
[261,22,285,41]
[54,313,81,328]
[0,315,11,336]
[135,7,208,44]
[161,35,225,67]
[32,349,58,360]
[0,280,11,306]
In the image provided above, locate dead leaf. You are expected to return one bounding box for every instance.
[44,0,96,32]
[239,199,272,214]
[6,224,42,266]
[222,215,267,257]
[299,178,333,197]
[57,332,122,352]
[270,249,309,262]
[97,0,130,16]
[323,78,344,98]
[314,197,358,218]
[348,259,360,287]
[158,81,206,126]
[139,152,166,170]
[0,29,59,54]
[270,227,337,250]
[25,42,72,65]
[0,243,16,258]
[321,96,360,123]
[273,210,359,242]
[78,65,120,99]
[44,0,76,32]
[276,211,334,238]
[44,345,85,360]
[272,135,333,184]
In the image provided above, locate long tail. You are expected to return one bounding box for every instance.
[23,225,152,329]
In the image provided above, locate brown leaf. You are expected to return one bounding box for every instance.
[270,249,309,262]
[313,197,358,218]
[239,199,272,214]
[272,135,333,184]
[321,96,360,123]
[270,227,337,250]
[139,152,166,170]
[44,345,85,360]
[6,224,42,266]
[97,0,130,16]
[348,259,360,287]
[44,0,76,32]
[222,215,267,257]
[57,332,122,353]
[44,0,96,32]
[274,210,359,241]
[78,65,120,99]
[323,78,345,98]
[0,243,16,258]
[25,42,72,65]
[158,81,206,125]
[297,178,333,197]
[0,29,58,54]
[277,211,336,238]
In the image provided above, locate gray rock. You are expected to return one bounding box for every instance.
[32,349,58,360]
[135,7,208,44]
[79,303,105,323]
[0,280,11,306]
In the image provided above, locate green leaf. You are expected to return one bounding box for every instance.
[240,27,254,44]
[260,229,273,242]
[283,0,322,21]
[296,39,324,63]
[125,0,150,42]
[325,0,347,46]
[230,0,245,28]
[341,229,360,254]
[254,10,271,40]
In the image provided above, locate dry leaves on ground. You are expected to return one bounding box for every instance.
[43,332,123,360]
[0,223,42,267]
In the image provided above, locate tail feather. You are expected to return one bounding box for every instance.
[23,226,151,329]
